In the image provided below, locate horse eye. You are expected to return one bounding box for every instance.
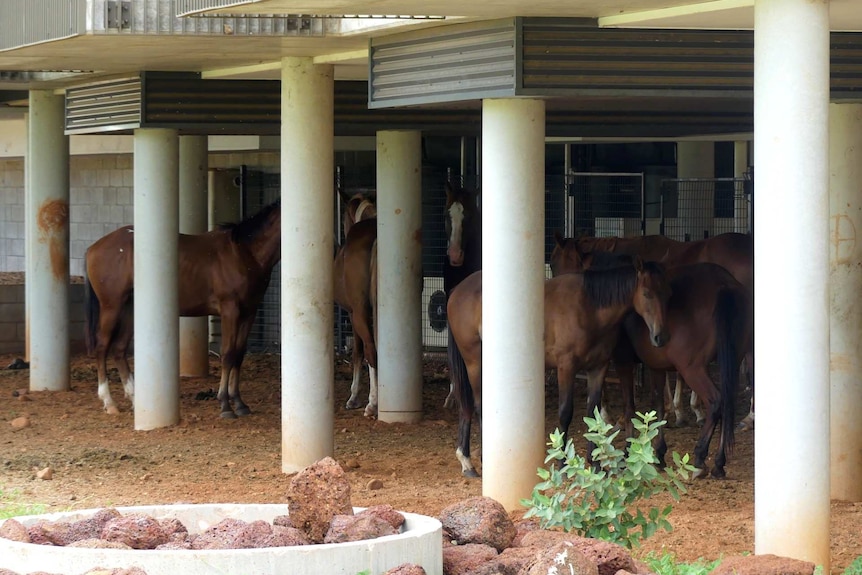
[642,290,654,299]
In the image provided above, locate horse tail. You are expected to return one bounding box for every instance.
[83,264,99,356]
[714,287,742,456]
[448,331,474,415]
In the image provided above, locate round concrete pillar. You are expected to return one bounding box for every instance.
[481,98,546,510]
[829,102,862,502]
[133,128,180,430]
[26,91,70,391]
[179,136,209,377]
[376,130,423,424]
[280,57,335,472]
[754,0,831,569]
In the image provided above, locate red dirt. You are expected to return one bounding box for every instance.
[1,351,860,572]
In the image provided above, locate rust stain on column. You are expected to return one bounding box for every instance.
[37,200,69,281]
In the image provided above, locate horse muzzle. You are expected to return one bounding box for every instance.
[448,247,464,267]
[650,328,670,348]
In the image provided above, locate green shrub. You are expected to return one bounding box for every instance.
[643,551,721,575]
[520,408,696,549]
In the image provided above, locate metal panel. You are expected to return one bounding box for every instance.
[660,178,751,241]
[0,0,85,51]
[369,19,517,108]
[519,19,753,98]
[65,76,143,134]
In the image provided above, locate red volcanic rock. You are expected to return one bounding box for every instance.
[438,496,516,552]
[287,456,353,543]
[442,542,499,575]
[357,504,406,531]
[324,514,397,544]
[712,554,816,575]
[0,518,30,543]
[517,530,636,575]
[101,513,170,550]
[383,564,427,575]
[525,540,599,575]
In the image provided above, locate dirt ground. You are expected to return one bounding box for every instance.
[1,350,860,572]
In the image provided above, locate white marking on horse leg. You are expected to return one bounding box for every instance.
[122,374,135,406]
[364,366,378,418]
[456,447,478,477]
[672,376,687,425]
[599,403,613,426]
[346,361,362,409]
[98,378,120,415]
[691,390,705,425]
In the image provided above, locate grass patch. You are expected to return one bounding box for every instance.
[0,487,47,519]
[642,551,722,575]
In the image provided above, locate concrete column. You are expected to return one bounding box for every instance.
[178,136,209,377]
[280,57,335,472]
[676,141,715,240]
[376,130,423,424]
[134,128,180,430]
[733,141,751,233]
[754,0,831,569]
[481,98,546,510]
[26,91,69,391]
[829,103,862,502]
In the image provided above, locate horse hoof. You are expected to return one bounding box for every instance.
[711,467,727,479]
[737,421,754,432]
[105,405,120,416]
[363,405,378,418]
[692,466,708,480]
[345,400,361,410]
[463,469,480,478]
[220,411,238,420]
[235,407,252,417]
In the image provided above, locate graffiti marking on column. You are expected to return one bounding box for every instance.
[831,213,856,265]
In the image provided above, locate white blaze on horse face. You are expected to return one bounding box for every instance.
[447,202,465,267]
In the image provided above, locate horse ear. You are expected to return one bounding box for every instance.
[337,186,350,205]
[553,230,565,247]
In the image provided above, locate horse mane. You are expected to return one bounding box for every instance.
[582,265,638,308]
[583,260,664,308]
[218,199,281,244]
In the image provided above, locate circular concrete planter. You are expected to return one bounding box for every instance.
[0,503,443,575]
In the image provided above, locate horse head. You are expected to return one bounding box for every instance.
[339,190,377,238]
[444,180,480,268]
[632,257,672,348]
[549,232,584,276]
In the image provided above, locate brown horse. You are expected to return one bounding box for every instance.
[551,249,752,478]
[442,180,482,409]
[447,260,671,477]
[550,231,755,429]
[333,191,379,417]
[83,199,281,418]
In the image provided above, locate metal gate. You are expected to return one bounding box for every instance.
[566,172,645,239]
[659,177,752,240]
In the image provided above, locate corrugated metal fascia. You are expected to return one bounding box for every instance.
[0,0,85,52]
[369,19,517,108]
[65,75,143,134]
[141,72,280,127]
[519,19,753,97]
[175,0,254,17]
[830,32,862,100]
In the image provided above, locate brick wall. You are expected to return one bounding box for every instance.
[0,151,278,275]
[0,283,85,355]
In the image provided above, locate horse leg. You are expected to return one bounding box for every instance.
[94,306,122,415]
[225,318,255,417]
[691,388,706,425]
[738,351,755,431]
[365,366,378,418]
[670,374,688,426]
[647,368,668,466]
[345,329,365,410]
[584,363,610,463]
[217,310,240,418]
[112,303,135,407]
[680,366,720,478]
[556,359,578,448]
